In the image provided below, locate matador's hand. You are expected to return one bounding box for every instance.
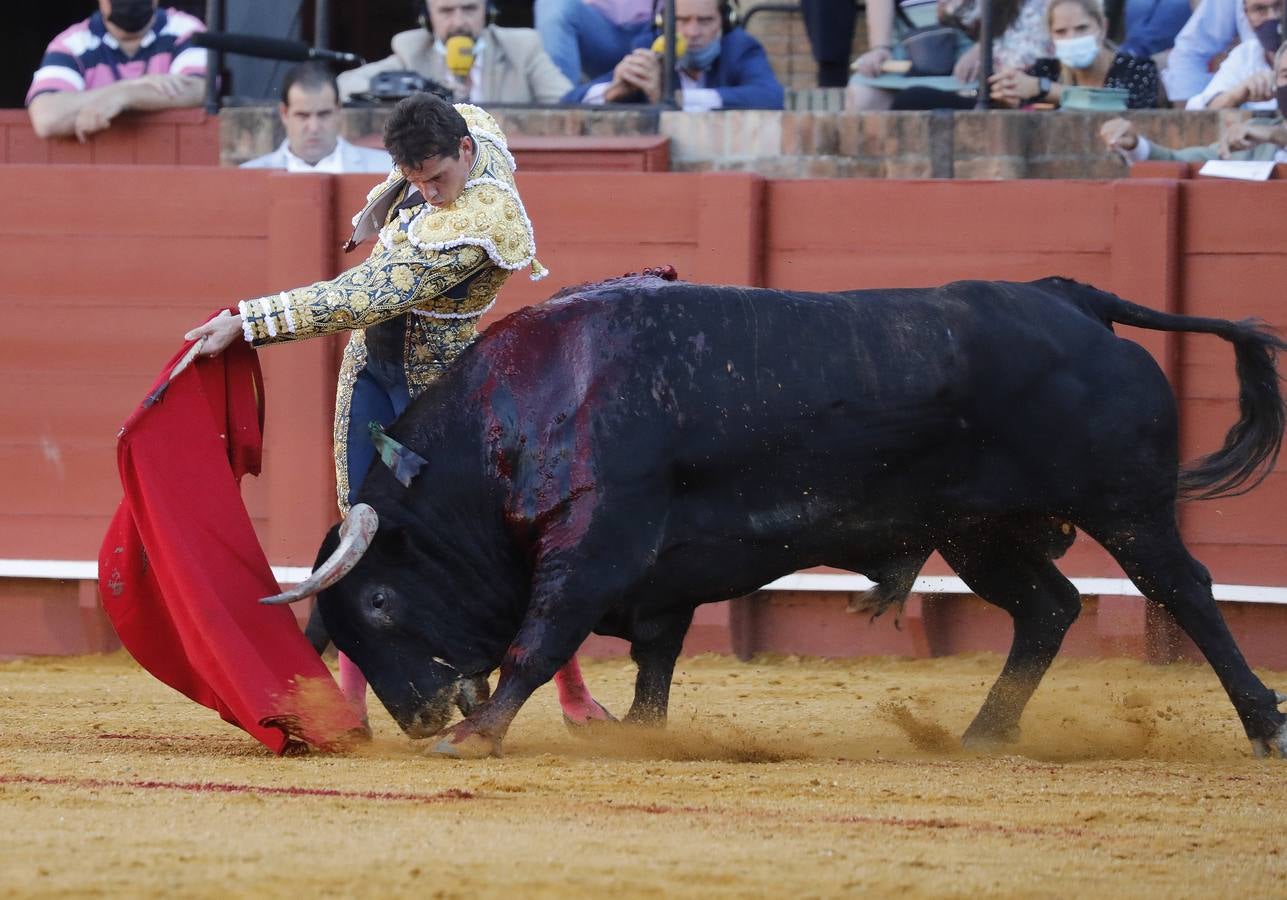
[184,309,245,356]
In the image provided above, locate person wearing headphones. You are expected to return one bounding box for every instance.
[337,0,571,104]
[564,0,785,109]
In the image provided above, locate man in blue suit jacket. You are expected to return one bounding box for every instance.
[564,0,784,110]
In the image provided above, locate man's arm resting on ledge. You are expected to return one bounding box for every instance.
[28,75,205,140]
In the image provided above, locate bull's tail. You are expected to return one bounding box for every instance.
[1081,284,1287,500]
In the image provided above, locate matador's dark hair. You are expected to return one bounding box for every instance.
[382,92,470,169]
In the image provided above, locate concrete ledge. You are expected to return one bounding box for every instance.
[218,105,1240,179]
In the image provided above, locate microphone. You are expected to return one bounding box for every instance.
[650,34,688,59]
[191,32,365,67]
[444,35,475,78]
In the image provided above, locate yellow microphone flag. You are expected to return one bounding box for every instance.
[650,34,688,58]
[445,35,475,77]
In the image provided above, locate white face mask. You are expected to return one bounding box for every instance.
[1054,33,1100,69]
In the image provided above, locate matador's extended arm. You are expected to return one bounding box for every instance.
[238,241,492,346]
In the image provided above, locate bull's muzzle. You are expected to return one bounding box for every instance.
[400,675,490,739]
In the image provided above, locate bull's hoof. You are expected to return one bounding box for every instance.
[960,723,1020,752]
[562,698,617,735]
[1250,720,1287,760]
[428,724,501,760]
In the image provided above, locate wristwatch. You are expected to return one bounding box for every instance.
[1032,76,1052,102]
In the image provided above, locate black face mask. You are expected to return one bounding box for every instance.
[1255,17,1282,55]
[1277,83,1287,116]
[108,0,156,34]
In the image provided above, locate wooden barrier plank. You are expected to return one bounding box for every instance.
[764,251,1113,293]
[765,179,1114,254]
[0,235,270,305]
[260,173,343,564]
[1182,180,1287,254]
[0,165,269,237]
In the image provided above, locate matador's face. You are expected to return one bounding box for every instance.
[400,135,476,208]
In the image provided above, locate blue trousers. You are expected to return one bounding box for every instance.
[345,352,410,508]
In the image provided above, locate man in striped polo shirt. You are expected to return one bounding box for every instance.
[27,1,208,142]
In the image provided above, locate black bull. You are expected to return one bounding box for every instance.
[276,276,1287,759]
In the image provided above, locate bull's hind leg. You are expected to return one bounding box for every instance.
[939,533,1083,747]
[1090,515,1287,758]
[623,608,695,725]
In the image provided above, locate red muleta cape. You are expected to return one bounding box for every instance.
[98,333,363,754]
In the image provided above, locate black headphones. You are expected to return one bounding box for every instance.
[418,0,499,32]
[652,0,738,32]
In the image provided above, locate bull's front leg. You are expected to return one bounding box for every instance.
[432,572,611,759]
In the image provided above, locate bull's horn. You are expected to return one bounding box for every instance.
[260,503,379,605]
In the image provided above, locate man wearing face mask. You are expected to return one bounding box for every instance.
[26,1,207,142]
[1103,42,1287,161]
[337,0,571,104]
[565,0,784,110]
[1185,0,1283,110]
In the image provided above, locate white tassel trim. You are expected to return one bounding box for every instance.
[412,297,496,319]
[237,299,257,343]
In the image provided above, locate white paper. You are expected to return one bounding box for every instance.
[1197,159,1276,181]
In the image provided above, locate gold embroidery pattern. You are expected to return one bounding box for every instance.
[243,243,491,346]
[403,181,535,272]
[332,331,368,515]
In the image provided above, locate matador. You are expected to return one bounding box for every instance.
[186,93,610,730]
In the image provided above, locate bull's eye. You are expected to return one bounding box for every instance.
[371,591,386,610]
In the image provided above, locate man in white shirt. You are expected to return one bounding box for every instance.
[1162,0,1256,105]
[242,63,392,174]
[1184,0,1282,110]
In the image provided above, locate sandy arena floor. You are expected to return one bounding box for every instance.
[1,651,1285,898]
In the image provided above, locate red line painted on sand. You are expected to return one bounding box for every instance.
[0,774,475,805]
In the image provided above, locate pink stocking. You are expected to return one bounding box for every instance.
[552,655,613,724]
[338,652,368,720]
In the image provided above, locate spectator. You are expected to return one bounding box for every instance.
[1162,0,1256,104]
[26,1,207,141]
[1184,0,1282,109]
[989,0,1161,108]
[241,63,392,173]
[890,0,1055,109]
[1118,0,1192,59]
[1102,41,1287,159]
[802,0,860,87]
[535,0,655,83]
[565,0,785,109]
[337,0,572,105]
[848,0,974,111]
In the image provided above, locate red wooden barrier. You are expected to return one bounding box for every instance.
[3,165,1286,665]
[0,109,219,166]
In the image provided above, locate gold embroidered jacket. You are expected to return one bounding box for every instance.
[235,104,545,509]
[237,104,544,382]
